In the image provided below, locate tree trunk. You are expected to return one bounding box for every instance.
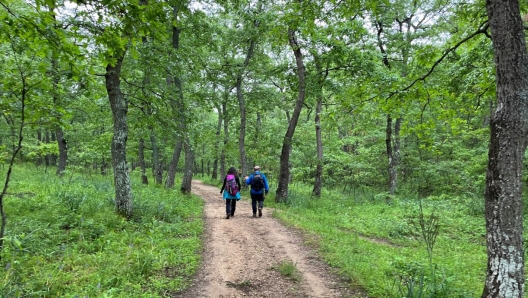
[180,138,194,194]
[0,76,27,254]
[212,101,222,180]
[220,96,228,180]
[49,8,67,176]
[311,53,328,197]
[275,28,306,203]
[165,4,185,189]
[139,137,148,184]
[236,76,248,178]
[55,128,67,176]
[49,132,57,166]
[106,56,133,218]
[482,1,528,297]
[166,139,183,188]
[386,114,396,196]
[236,33,256,179]
[312,93,323,197]
[44,131,51,166]
[36,130,44,166]
[149,126,162,185]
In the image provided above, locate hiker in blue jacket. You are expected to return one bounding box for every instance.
[220,167,241,219]
[244,165,269,217]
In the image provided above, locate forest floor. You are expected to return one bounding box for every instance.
[175,180,367,298]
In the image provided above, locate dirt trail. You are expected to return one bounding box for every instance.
[176,180,364,298]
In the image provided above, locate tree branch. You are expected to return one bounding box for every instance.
[385,21,489,102]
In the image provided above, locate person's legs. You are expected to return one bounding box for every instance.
[230,199,236,216]
[256,193,264,217]
[251,193,258,216]
[225,200,231,219]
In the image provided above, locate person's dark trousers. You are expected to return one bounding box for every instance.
[225,199,237,216]
[250,193,265,214]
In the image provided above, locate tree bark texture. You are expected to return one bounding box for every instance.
[55,128,67,176]
[312,54,327,197]
[139,137,148,184]
[236,76,247,178]
[180,138,194,194]
[236,19,257,179]
[275,28,306,202]
[165,139,183,188]
[50,57,68,176]
[0,77,26,253]
[312,94,323,197]
[165,4,185,189]
[149,126,162,185]
[212,101,222,180]
[386,114,396,196]
[220,97,228,180]
[106,57,133,218]
[482,1,528,297]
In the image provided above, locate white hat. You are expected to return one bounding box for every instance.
[254,165,261,170]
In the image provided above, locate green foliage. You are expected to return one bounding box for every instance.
[0,165,203,297]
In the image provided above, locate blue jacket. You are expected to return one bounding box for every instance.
[245,171,269,195]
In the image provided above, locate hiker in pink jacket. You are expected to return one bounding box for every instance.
[220,167,242,219]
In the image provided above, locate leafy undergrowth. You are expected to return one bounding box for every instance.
[263,185,490,298]
[0,165,203,297]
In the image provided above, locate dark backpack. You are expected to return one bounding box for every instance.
[226,174,238,196]
[251,173,264,191]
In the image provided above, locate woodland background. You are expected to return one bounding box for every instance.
[1,0,528,297]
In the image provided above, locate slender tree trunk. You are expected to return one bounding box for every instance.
[311,54,328,197]
[180,139,194,194]
[312,93,323,196]
[149,126,162,184]
[377,19,403,196]
[236,2,261,179]
[236,77,248,178]
[386,114,396,195]
[47,6,68,176]
[139,137,148,184]
[220,94,228,180]
[44,131,51,166]
[49,132,57,166]
[165,4,185,189]
[55,128,67,175]
[482,1,528,297]
[386,115,402,197]
[0,76,26,254]
[166,139,183,188]
[212,101,222,180]
[36,130,44,166]
[394,117,401,184]
[50,59,67,175]
[106,56,133,218]
[236,34,256,179]
[276,28,306,202]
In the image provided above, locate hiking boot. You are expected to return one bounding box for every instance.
[230,213,234,217]
[253,213,256,218]
[258,207,262,217]
[226,213,230,219]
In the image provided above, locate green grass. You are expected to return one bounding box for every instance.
[274,260,301,282]
[1,170,506,297]
[265,185,489,298]
[0,164,204,297]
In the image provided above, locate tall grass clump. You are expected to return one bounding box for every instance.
[0,164,204,297]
